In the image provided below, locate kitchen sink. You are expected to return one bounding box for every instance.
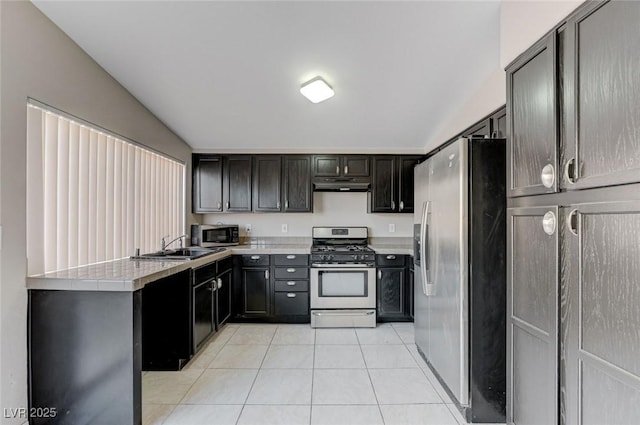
[131,247,226,261]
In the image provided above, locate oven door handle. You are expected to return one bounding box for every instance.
[311,311,375,316]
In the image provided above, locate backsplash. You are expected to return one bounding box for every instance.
[201,192,413,237]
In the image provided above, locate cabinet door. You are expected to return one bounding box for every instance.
[242,267,270,316]
[562,202,640,425]
[343,155,370,177]
[193,281,215,352]
[464,118,492,138]
[192,155,223,212]
[313,155,341,177]
[507,206,559,425]
[253,156,282,212]
[216,268,232,327]
[563,1,640,190]
[491,107,507,139]
[223,156,252,212]
[370,156,396,213]
[283,156,312,212]
[398,156,421,213]
[507,33,558,197]
[376,267,406,319]
[274,292,309,316]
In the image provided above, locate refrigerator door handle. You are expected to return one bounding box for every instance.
[420,201,430,296]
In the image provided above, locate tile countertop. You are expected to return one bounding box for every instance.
[26,241,413,292]
[26,244,311,292]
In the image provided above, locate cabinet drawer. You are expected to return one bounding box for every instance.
[376,254,406,267]
[274,292,309,316]
[241,254,270,267]
[193,261,217,284]
[274,267,308,279]
[274,280,309,292]
[217,256,233,273]
[273,254,309,266]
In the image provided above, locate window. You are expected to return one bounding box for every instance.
[27,102,185,274]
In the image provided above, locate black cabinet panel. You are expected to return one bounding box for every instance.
[193,280,215,352]
[284,156,312,212]
[491,108,508,139]
[193,155,223,213]
[399,156,421,213]
[507,34,557,197]
[377,267,406,319]
[274,267,308,280]
[274,280,309,292]
[253,156,282,212]
[563,1,640,190]
[273,254,309,266]
[376,254,406,267]
[313,155,341,177]
[370,156,396,212]
[343,156,370,177]
[217,267,232,327]
[274,292,309,316]
[242,268,270,316]
[313,155,370,178]
[224,156,252,212]
[241,254,270,267]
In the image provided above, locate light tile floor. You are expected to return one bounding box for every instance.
[142,323,485,425]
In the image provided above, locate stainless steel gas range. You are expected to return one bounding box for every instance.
[310,227,376,328]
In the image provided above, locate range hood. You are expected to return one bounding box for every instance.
[313,177,371,192]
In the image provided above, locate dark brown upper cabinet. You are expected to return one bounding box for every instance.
[562,0,640,191]
[370,156,396,213]
[464,118,492,138]
[193,155,223,213]
[369,155,421,214]
[253,156,282,212]
[506,33,558,198]
[313,155,370,178]
[283,156,313,212]
[223,155,252,212]
[491,108,507,139]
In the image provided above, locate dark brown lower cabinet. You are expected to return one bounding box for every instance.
[376,254,412,322]
[240,267,270,317]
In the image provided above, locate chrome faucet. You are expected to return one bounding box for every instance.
[161,234,187,252]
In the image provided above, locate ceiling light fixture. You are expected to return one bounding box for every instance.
[300,76,334,103]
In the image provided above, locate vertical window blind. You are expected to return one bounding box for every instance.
[27,103,185,275]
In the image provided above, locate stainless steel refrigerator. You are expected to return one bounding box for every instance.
[414,137,506,423]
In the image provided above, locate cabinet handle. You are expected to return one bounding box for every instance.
[386,255,396,260]
[399,201,404,211]
[217,278,222,289]
[377,270,382,279]
[336,165,340,175]
[277,201,281,209]
[286,293,296,298]
[217,202,221,210]
[251,255,260,260]
[541,164,555,188]
[565,157,577,184]
[285,200,289,209]
[286,268,296,273]
[391,200,396,211]
[344,165,349,175]
[542,211,557,236]
[225,201,230,209]
[567,209,579,236]
[286,281,296,286]
[265,270,269,280]
[286,255,296,259]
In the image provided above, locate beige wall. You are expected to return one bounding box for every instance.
[203,192,414,238]
[0,2,192,422]
[427,0,585,153]
[500,0,585,68]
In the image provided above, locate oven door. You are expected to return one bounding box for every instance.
[310,267,376,309]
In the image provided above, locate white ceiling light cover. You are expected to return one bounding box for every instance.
[300,77,335,103]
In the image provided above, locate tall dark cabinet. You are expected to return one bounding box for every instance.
[369,155,421,213]
[283,156,313,212]
[193,155,223,212]
[223,156,252,212]
[506,2,640,425]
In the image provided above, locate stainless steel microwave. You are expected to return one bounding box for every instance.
[191,224,239,247]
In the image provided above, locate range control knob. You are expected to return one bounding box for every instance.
[327,255,334,262]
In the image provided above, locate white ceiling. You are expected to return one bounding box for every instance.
[33,1,501,154]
